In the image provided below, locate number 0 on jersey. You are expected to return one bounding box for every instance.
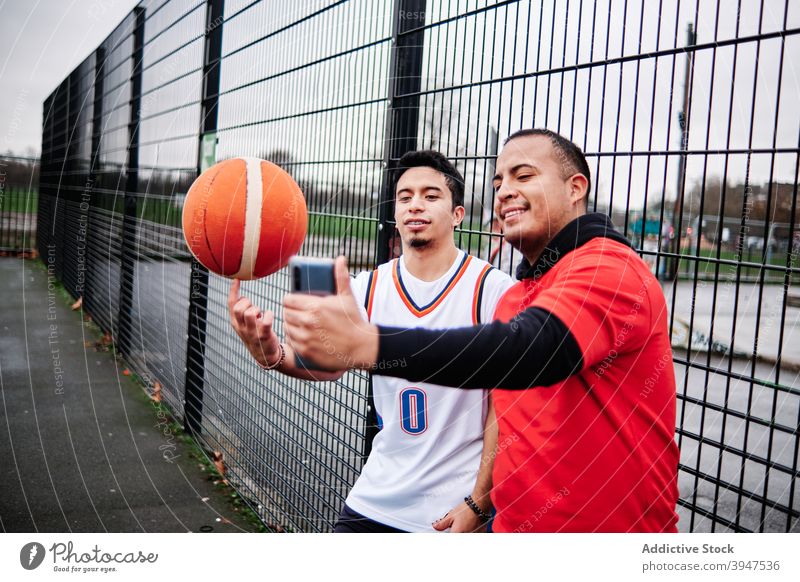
[400,388,427,435]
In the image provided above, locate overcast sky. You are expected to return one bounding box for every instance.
[2,0,797,214]
[0,0,139,156]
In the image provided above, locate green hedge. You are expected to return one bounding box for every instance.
[0,189,38,214]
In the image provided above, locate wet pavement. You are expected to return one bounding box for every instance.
[0,257,257,533]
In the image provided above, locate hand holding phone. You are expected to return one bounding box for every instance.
[288,257,336,370]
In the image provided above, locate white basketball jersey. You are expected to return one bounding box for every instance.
[347,250,513,532]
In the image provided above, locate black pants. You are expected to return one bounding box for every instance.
[333,504,407,533]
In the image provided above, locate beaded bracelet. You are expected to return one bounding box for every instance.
[464,494,491,522]
[257,343,286,370]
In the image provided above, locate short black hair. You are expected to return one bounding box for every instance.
[396,150,465,209]
[504,128,591,204]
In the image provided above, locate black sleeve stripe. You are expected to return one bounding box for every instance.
[375,306,584,390]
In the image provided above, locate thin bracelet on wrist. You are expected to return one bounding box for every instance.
[464,494,492,522]
[258,343,286,370]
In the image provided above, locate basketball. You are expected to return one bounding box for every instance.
[181,157,308,280]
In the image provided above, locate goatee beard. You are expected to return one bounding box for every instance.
[409,237,431,249]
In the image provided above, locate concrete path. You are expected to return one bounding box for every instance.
[0,257,257,533]
[664,280,800,368]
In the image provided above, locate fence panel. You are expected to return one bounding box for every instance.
[202,0,392,532]
[119,0,206,416]
[39,79,70,269]
[86,14,139,342]
[412,0,799,533]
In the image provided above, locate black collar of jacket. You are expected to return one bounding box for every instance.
[515,213,634,280]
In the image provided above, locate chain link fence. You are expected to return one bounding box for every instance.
[37,0,798,532]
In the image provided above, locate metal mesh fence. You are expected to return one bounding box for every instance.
[207,0,390,531]
[37,0,798,533]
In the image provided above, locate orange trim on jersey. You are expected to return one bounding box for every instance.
[472,264,493,324]
[392,255,473,318]
[365,269,379,321]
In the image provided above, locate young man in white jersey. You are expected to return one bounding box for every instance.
[228,151,512,532]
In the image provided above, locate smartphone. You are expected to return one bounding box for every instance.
[289,256,336,295]
[288,256,336,370]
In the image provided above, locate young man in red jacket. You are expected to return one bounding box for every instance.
[283,129,680,533]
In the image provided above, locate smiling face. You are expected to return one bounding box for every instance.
[395,166,464,250]
[492,135,588,262]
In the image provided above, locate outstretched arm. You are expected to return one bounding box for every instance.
[283,259,581,388]
[374,307,581,388]
[228,279,344,382]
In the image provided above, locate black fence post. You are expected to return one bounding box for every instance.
[52,80,69,281]
[91,49,105,174]
[78,46,105,301]
[365,0,427,456]
[89,47,105,214]
[668,23,696,281]
[37,95,55,258]
[184,0,225,436]
[377,0,426,265]
[117,8,145,357]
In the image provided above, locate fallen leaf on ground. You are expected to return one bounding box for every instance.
[151,380,162,403]
[212,451,228,484]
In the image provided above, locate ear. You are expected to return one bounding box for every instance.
[568,174,589,207]
[452,205,465,228]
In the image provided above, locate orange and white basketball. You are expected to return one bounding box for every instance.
[181,157,308,280]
